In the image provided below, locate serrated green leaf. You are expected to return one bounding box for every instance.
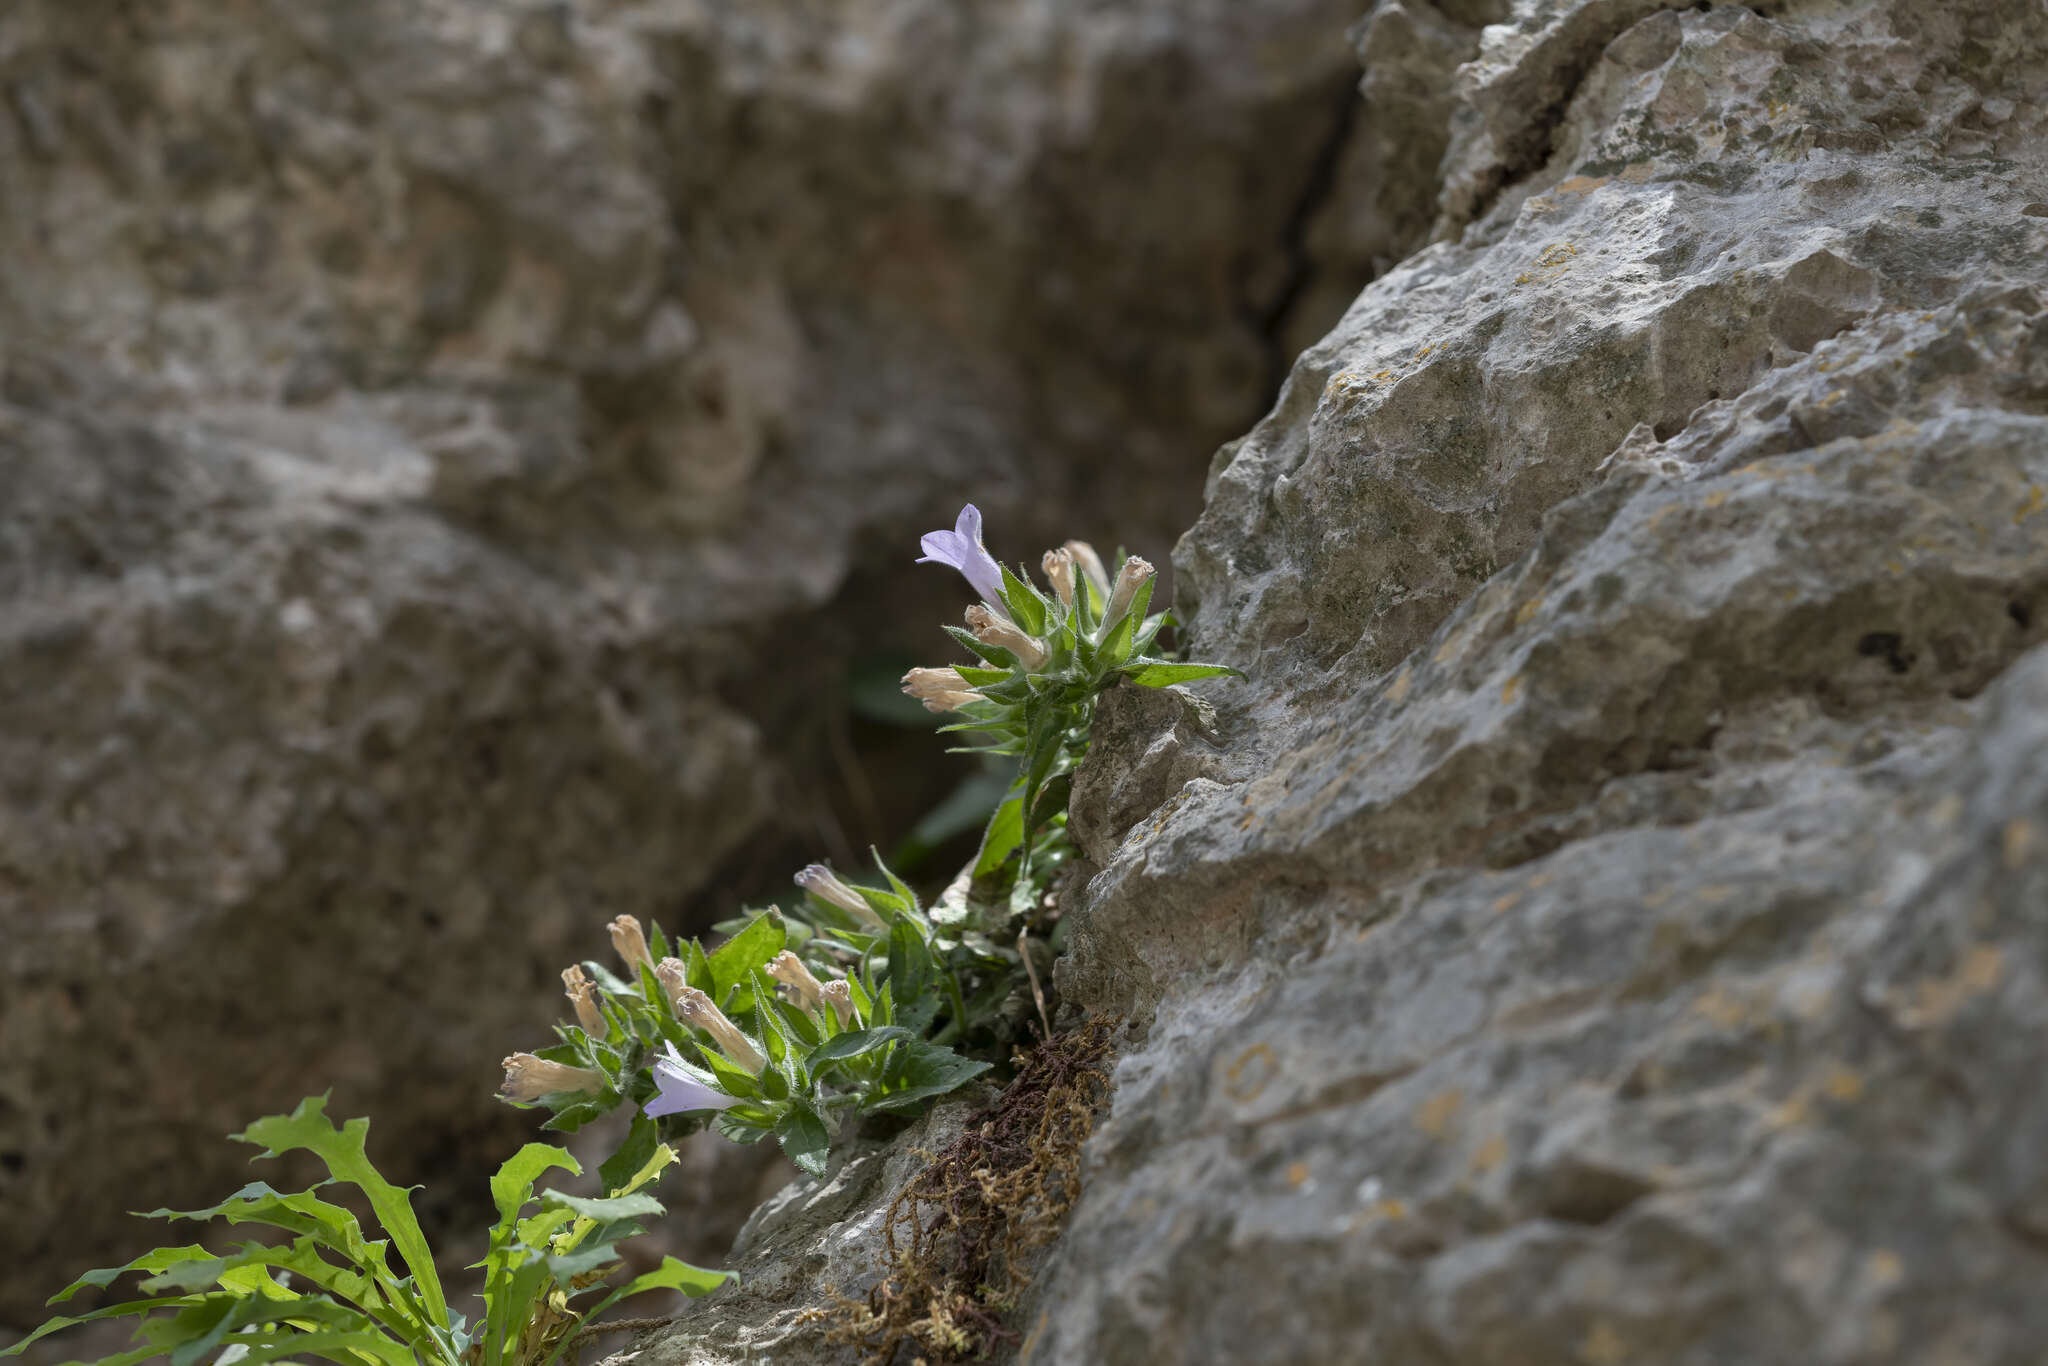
[541,1190,664,1222]
[942,624,1012,667]
[232,1099,447,1327]
[489,1145,580,1228]
[48,1246,217,1305]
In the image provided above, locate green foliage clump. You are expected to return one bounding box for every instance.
[501,509,1238,1180]
[2,1098,726,1366]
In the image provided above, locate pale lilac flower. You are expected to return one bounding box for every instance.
[645,1042,737,1118]
[918,504,1009,615]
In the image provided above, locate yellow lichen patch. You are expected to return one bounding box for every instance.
[1285,1161,1312,1189]
[1386,666,1414,704]
[1907,944,2005,1027]
[2003,819,2035,869]
[1222,1042,1280,1103]
[1501,674,1524,705]
[1515,596,1545,627]
[2014,485,2044,523]
[1470,1132,1509,1173]
[1415,1088,1464,1139]
[1866,1249,1905,1288]
[1537,242,1578,268]
[1693,984,1753,1029]
[1580,1319,1629,1366]
[1816,388,1847,409]
[1824,1066,1865,1102]
[1556,175,1609,196]
[1492,892,1521,915]
[1701,489,1731,509]
[1375,1198,1409,1221]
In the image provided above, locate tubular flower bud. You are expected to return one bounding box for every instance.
[795,864,885,929]
[654,957,691,1012]
[903,667,985,714]
[1101,556,1155,634]
[766,951,827,1013]
[500,1053,604,1103]
[965,603,1049,671]
[562,966,606,1037]
[820,979,857,1029]
[608,915,653,976]
[673,986,766,1074]
[1042,548,1076,605]
[1064,540,1110,600]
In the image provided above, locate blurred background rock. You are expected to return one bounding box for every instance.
[0,0,1420,1331]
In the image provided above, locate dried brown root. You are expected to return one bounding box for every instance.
[824,1019,1116,1364]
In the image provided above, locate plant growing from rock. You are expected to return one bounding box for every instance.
[3,1097,727,1366]
[501,506,1237,1176]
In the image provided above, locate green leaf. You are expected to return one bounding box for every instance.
[540,1190,665,1222]
[774,1105,832,1180]
[805,1026,914,1075]
[709,912,787,1003]
[598,1113,660,1197]
[233,1097,449,1329]
[943,624,1012,667]
[972,792,1026,878]
[870,1040,994,1113]
[609,1255,732,1299]
[49,1246,216,1305]
[999,564,1048,636]
[1027,772,1072,831]
[953,665,1010,687]
[885,921,933,1006]
[1122,661,1244,687]
[489,1145,580,1228]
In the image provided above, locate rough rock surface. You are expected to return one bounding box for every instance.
[0,0,1391,1329]
[630,0,2048,1362]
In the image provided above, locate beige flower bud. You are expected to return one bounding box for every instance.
[500,1053,604,1102]
[965,603,1049,671]
[654,957,690,1011]
[902,666,972,700]
[820,979,857,1029]
[608,915,653,976]
[1100,556,1155,635]
[919,689,985,714]
[673,986,766,1074]
[562,966,606,1038]
[766,951,827,1014]
[795,864,885,929]
[1064,540,1110,599]
[1042,548,1076,606]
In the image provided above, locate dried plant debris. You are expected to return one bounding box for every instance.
[826,1020,1117,1364]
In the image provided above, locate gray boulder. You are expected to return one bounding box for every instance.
[633,0,2048,1361]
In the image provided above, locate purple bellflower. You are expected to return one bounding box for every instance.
[645,1041,737,1119]
[917,504,1009,616]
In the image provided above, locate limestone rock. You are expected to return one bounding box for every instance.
[631,0,2048,1362]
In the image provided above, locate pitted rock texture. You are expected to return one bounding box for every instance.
[626,0,2048,1363]
[0,0,1393,1330]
